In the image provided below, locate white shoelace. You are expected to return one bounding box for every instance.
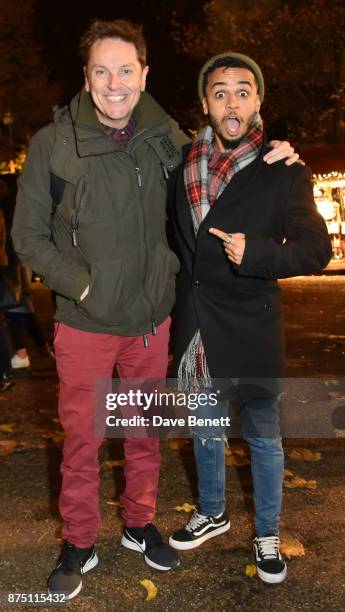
[185,511,209,533]
[256,535,280,559]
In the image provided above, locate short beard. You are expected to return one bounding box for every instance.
[208,111,257,150]
[218,133,243,150]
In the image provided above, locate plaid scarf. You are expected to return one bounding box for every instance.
[184,113,263,232]
[178,114,263,390]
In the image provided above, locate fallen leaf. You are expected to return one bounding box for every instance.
[103,460,125,468]
[305,480,317,490]
[245,564,257,578]
[324,380,339,386]
[280,536,305,559]
[284,475,317,490]
[297,399,308,404]
[140,579,158,601]
[284,469,294,477]
[226,455,250,467]
[173,502,196,512]
[0,440,17,455]
[51,418,60,424]
[106,500,122,507]
[169,439,189,450]
[288,449,321,462]
[0,424,15,433]
[284,475,306,488]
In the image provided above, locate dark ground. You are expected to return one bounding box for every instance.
[0,276,345,611]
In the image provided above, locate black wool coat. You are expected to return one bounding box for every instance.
[168,138,332,385]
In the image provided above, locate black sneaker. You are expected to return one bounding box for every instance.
[253,535,287,584]
[169,510,230,550]
[48,541,99,599]
[0,372,14,393]
[121,523,180,571]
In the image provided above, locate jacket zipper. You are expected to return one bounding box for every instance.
[71,176,87,247]
[135,167,142,187]
[132,159,157,346]
[69,156,158,341]
[161,164,169,180]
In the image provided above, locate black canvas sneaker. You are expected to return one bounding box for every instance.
[0,372,14,393]
[48,541,99,600]
[253,535,287,584]
[169,510,230,550]
[121,523,180,571]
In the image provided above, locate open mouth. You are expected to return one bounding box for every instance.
[225,116,241,136]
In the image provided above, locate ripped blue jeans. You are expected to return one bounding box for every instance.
[191,393,284,537]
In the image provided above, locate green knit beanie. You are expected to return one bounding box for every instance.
[198,51,265,103]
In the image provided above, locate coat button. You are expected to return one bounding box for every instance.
[194,280,199,288]
[264,303,271,311]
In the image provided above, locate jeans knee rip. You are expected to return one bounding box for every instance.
[194,433,228,447]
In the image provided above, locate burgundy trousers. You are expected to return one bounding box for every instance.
[54,318,170,548]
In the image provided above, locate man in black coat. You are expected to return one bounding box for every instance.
[168,52,332,584]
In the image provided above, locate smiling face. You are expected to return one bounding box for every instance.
[202,66,261,152]
[84,37,149,129]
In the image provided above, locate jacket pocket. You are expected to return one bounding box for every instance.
[145,242,180,307]
[78,259,125,323]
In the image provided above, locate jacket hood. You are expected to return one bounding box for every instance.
[55,89,171,157]
[54,88,170,157]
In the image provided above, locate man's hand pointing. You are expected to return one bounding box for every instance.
[209,228,246,266]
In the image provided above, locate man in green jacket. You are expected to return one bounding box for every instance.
[12,18,299,600]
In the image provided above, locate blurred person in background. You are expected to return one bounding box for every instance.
[0,175,53,371]
[0,181,14,392]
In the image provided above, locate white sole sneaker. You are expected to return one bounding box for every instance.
[169,521,230,550]
[121,533,145,553]
[257,563,287,584]
[48,551,99,601]
[60,581,82,601]
[121,534,180,571]
[144,556,180,571]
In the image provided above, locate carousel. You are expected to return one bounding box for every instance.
[300,144,345,260]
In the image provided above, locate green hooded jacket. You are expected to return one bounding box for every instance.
[12,89,189,335]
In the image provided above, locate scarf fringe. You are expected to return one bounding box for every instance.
[178,330,212,391]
